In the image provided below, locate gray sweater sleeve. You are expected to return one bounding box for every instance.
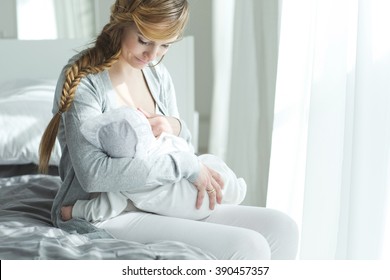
[60,73,200,194]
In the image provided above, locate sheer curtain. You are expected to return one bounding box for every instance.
[209,0,281,207]
[53,0,96,39]
[267,0,390,259]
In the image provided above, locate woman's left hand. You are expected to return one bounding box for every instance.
[138,108,181,137]
[192,163,224,210]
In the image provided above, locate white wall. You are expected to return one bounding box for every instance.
[0,0,17,38]
[186,0,214,154]
[95,0,112,32]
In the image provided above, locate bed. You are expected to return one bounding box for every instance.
[0,37,211,260]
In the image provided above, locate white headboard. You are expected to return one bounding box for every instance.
[0,37,197,150]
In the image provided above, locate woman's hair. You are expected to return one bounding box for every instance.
[38,0,189,173]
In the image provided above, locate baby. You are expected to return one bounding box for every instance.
[61,107,246,222]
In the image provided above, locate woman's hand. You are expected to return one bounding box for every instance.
[193,163,224,210]
[138,107,181,137]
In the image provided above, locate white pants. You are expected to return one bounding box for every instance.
[95,204,299,260]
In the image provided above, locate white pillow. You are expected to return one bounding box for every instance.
[0,79,61,165]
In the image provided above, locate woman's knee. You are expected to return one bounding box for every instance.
[264,209,299,259]
[228,229,271,260]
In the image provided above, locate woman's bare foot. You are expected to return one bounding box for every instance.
[61,205,73,221]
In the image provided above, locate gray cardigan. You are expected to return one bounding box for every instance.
[51,55,200,238]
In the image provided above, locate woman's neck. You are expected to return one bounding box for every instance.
[108,57,155,113]
[110,57,141,78]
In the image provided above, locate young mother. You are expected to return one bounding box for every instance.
[39,0,298,260]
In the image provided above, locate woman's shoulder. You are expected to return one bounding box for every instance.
[62,51,109,85]
[54,53,111,109]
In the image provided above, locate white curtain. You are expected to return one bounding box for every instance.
[53,0,96,39]
[267,0,390,259]
[209,0,281,207]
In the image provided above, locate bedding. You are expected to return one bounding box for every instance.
[0,174,215,260]
[0,79,61,165]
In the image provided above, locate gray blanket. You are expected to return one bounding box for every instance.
[0,175,215,260]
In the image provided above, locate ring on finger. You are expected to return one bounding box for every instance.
[207,188,216,194]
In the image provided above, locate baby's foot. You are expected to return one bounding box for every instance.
[221,178,247,204]
[236,178,247,204]
[61,205,73,221]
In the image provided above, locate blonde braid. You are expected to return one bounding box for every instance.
[38,49,121,174]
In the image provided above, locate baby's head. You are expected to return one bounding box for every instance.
[80,107,155,158]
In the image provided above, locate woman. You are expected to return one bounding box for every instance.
[39,0,298,260]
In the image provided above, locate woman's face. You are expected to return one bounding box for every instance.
[120,24,178,69]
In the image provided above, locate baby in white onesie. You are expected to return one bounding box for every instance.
[61,107,246,222]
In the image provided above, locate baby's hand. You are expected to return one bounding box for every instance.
[61,205,73,221]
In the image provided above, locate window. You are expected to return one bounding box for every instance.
[16,0,96,40]
[17,0,57,39]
